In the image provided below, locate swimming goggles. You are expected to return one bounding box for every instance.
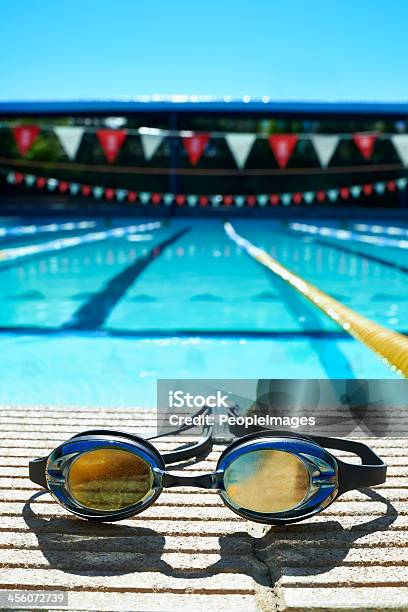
[29,424,386,525]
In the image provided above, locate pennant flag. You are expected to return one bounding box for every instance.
[97,129,127,163]
[6,172,16,184]
[327,188,339,202]
[257,194,268,207]
[140,133,165,160]
[281,193,292,206]
[225,133,256,168]
[340,187,350,200]
[353,133,376,160]
[54,127,84,160]
[351,185,362,198]
[211,195,222,207]
[59,181,69,193]
[47,178,58,191]
[269,135,298,168]
[116,189,128,201]
[105,188,115,201]
[310,135,339,168]
[163,194,174,206]
[374,182,386,195]
[69,183,80,195]
[187,194,198,207]
[304,191,315,205]
[182,134,210,166]
[24,174,36,187]
[12,125,40,156]
[139,192,151,204]
[235,195,245,208]
[397,177,408,190]
[93,186,104,199]
[391,135,408,167]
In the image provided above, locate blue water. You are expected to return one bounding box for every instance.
[0,216,406,406]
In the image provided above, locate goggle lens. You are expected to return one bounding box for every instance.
[224,449,310,513]
[67,448,154,511]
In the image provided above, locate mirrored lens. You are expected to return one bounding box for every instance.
[67,448,154,511]
[223,449,309,513]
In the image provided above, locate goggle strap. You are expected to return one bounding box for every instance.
[307,433,387,492]
[149,404,214,464]
[306,434,383,464]
[337,457,387,493]
[162,422,213,465]
[29,456,48,490]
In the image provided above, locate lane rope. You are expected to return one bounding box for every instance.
[224,222,408,378]
[0,222,161,263]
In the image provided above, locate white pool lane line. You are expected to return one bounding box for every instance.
[290,222,408,250]
[353,223,408,237]
[0,221,162,264]
[0,219,96,237]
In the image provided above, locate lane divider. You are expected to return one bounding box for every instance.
[0,220,96,238]
[224,222,408,377]
[290,222,408,250]
[353,223,408,237]
[0,222,161,263]
[277,225,408,276]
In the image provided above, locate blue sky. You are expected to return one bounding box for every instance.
[1,0,408,102]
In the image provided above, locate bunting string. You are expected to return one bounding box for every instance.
[1,122,408,170]
[2,168,407,208]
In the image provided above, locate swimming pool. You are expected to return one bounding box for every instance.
[0,216,406,406]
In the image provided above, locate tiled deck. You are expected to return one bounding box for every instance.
[0,406,407,611]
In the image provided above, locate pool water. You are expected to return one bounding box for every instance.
[0,216,406,406]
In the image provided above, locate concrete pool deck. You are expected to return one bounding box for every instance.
[0,406,407,611]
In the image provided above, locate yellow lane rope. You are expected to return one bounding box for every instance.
[224,222,408,378]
